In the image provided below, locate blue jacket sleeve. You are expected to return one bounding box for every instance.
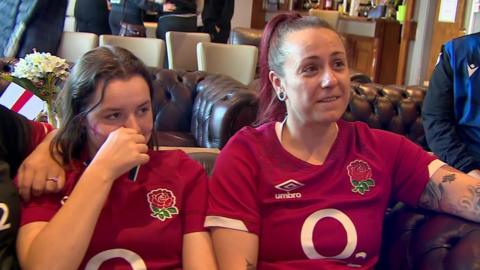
[422,46,480,173]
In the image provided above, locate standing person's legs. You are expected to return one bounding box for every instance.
[109,9,122,35]
[213,23,230,43]
[77,19,111,35]
[156,15,197,40]
[203,22,230,43]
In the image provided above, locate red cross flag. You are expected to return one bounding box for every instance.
[0,82,44,120]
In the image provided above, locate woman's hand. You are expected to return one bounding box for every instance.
[163,2,176,12]
[89,127,150,182]
[16,131,65,202]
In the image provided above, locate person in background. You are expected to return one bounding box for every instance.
[0,0,67,58]
[16,46,216,269]
[423,33,480,179]
[0,105,54,269]
[109,0,162,35]
[205,13,480,269]
[75,0,112,35]
[155,0,198,41]
[202,0,234,43]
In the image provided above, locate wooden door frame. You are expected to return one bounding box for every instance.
[396,0,416,85]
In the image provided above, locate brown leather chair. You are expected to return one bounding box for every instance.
[150,69,258,148]
[229,27,263,47]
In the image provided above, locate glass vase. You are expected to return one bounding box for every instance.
[45,101,58,128]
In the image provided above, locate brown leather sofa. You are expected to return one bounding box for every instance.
[346,82,429,149]
[149,69,258,148]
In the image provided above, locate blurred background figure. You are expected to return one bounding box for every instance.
[202,0,234,43]
[155,0,198,41]
[75,0,112,35]
[0,0,68,58]
[423,33,480,178]
[109,0,161,35]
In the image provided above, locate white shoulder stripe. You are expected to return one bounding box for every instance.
[204,216,249,232]
[428,159,446,178]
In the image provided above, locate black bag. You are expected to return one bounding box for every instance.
[118,0,146,37]
[119,21,146,37]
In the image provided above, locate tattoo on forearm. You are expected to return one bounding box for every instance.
[442,174,456,183]
[420,178,480,221]
[418,180,444,210]
[246,259,256,270]
[456,184,480,216]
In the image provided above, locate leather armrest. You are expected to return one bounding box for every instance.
[377,203,480,270]
[191,74,258,148]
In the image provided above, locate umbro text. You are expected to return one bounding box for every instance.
[275,192,302,199]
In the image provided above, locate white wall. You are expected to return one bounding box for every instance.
[404,0,436,85]
[231,0,253,28]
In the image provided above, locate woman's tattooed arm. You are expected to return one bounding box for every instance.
[418,167,480,222]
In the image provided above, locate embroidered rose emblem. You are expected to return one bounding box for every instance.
[347,160,372,180]
[346,160,375,195]
[148,189,175,208]
[147,188,178,221]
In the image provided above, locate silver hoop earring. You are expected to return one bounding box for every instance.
[277,90,286,101]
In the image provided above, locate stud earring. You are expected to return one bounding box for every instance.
[277,90,286,101]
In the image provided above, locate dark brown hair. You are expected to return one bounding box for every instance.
[51,46,155,167]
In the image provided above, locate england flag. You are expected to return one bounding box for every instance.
[0,82,44,120]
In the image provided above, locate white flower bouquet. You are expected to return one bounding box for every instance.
[1,51,70,126]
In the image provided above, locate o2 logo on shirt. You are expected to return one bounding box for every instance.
[300,209,366,261]
[85,249,146,270]
[0,203,11,231]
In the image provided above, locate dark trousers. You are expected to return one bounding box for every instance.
[156,14,197,41]
[109,5,143,35]
[77,19,111,35]
[203,22,230,43]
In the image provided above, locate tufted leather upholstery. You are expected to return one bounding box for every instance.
[377,203,480,270]
[149,69,258,148]
[344,82,428,149]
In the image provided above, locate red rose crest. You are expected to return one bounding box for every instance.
[346,160,375,195]
[147,188,178,221]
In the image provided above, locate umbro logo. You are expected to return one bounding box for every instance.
[274,179,304,199]
[467,63,478,77]
[275,179,305,192]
